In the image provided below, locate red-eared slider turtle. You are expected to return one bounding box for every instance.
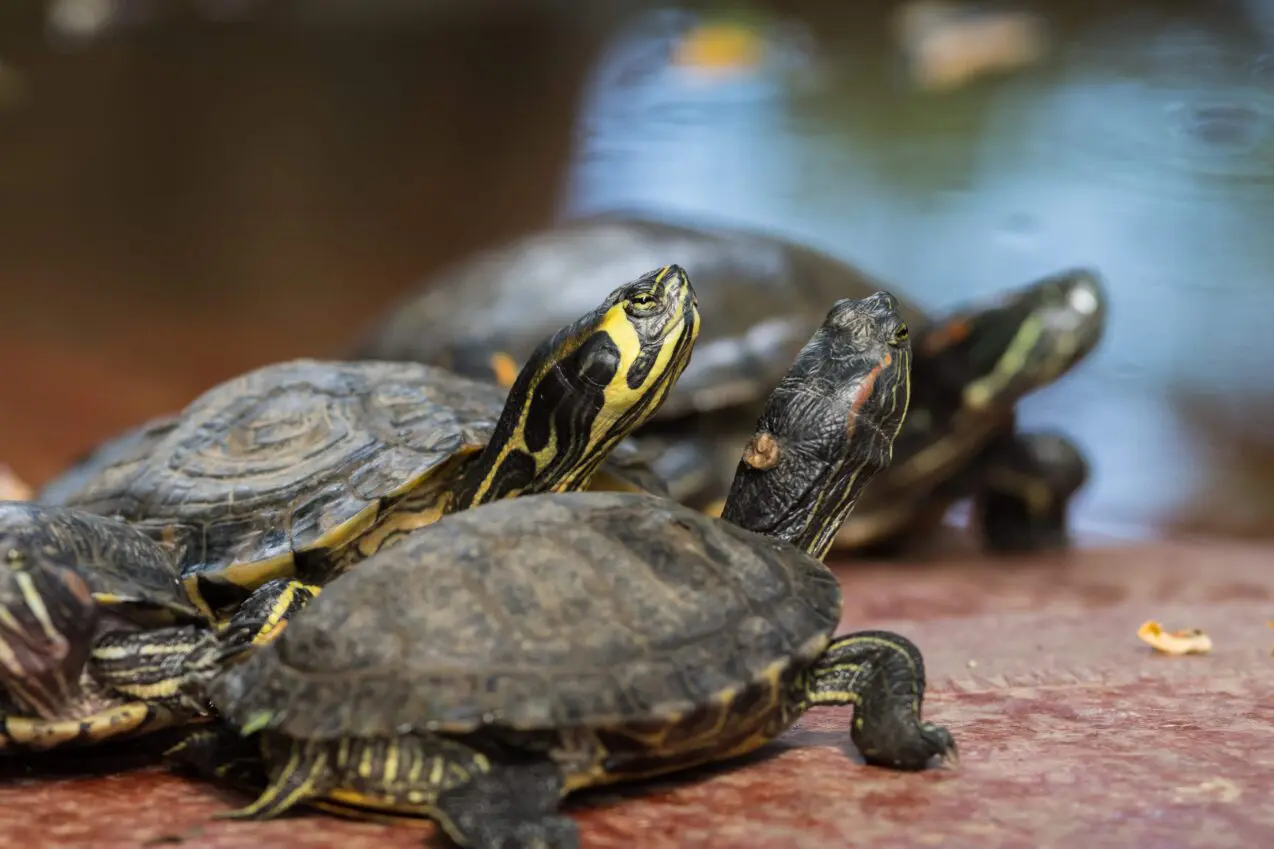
[53,265,700,628]
[173,293,955,849]
[350,214,1106,555]
[0,502,226,750]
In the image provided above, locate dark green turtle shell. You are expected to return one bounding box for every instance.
[209,490,840,739]
[52,359,670,595]
[0,502,200,625]
[349,213,933,421]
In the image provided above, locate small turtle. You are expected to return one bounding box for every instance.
[175,292,955,849]
[0,502,224,750]
[53,265,700,627]
[349,214,1106,554]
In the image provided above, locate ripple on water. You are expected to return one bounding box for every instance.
[1010,23,1274,200]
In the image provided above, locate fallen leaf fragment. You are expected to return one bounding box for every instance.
[0,465,32,500]
[1138,620,1213,655]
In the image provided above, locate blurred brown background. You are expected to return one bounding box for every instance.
[1,0,1273,543]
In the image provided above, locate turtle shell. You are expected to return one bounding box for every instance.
[0,502,198,624]
[57,359,519,591]
[38,414,180,507]
[208,490,841,741]
[350,214,932,421]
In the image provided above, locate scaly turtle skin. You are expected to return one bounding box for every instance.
[0,502,223,751]
[53,265,700,628]
[350,214,1106,555]
[173,293,955,849]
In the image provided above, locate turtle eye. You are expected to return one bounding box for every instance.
[890,323,909,346]
[627,292,658,312]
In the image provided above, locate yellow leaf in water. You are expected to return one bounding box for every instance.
[674,22,763,73]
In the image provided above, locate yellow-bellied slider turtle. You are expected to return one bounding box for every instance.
[53,265,699,628]
[350,214,1106,555]
[175,293,955,849]
[0,502,221,750]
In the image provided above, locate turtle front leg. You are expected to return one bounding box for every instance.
[972,431,1089,553]
[800,630,956,771]
[214,730,577,849]
[165,724,270,790]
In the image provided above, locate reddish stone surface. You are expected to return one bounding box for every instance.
[2,540,1270,848]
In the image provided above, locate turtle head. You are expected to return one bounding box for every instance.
[918,268,1107,414]
[449,265,700,510]
[720,291,912,560]
[0,524,98,721]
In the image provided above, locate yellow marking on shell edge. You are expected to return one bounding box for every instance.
[358,746,376,778]
[563,656,796,793]
[586,468,646,495]
[407,753,425,784]
[186,500,383,619]
[489,352,520,390]
[2,702,153,749]
[92,593,125,606]
[382,744,399,783]
[319,788,440,822]
[355,504,445,559]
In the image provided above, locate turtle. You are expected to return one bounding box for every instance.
[347,213,1107,555]
[170,291,956,849]
[51,264,700,631]
[0,501,230,751]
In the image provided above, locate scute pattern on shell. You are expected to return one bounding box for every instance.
[0,502,192,615]
[60,360,510,576]
[210,491,841,741]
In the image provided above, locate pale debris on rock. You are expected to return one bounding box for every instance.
[1137,620,1213,655]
